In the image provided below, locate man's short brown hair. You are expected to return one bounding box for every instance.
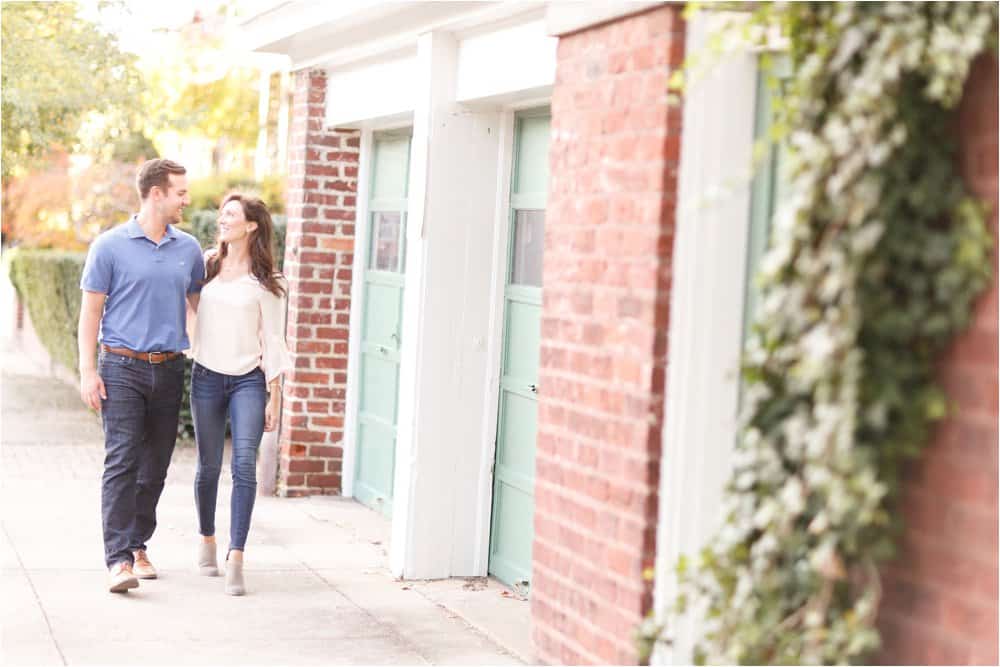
[136,159,186,200]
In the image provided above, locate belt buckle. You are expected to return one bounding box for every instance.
[148,352,158,364]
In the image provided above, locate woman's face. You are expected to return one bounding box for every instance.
[217,200,257,243]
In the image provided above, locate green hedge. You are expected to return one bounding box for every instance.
[6,218,287,441]
[8,249,86,373]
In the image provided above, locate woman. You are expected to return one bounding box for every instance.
[189,192,291,595]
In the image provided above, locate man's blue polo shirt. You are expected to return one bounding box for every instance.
[80,216,205,352]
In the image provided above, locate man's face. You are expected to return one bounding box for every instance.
[154,174,190,223]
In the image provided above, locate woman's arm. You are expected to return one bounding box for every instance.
[259,280,292,432]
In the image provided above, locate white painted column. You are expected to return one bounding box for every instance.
[391,31,503,579]
[651,13,759,665]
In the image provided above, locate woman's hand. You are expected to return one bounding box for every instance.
[264,393,280,432]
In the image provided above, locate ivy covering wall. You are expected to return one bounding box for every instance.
[639,2,997,664]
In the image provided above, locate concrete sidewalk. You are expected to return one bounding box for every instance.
[1,344,533,666]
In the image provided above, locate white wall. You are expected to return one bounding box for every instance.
[652,12,759,665]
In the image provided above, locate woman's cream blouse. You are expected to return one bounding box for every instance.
[191,273,292,384]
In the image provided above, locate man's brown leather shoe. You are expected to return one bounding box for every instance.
[108,561,139,593]
[132,549,157,579]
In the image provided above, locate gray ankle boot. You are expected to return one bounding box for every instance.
[225,554,245,596]
[198,541,219,576]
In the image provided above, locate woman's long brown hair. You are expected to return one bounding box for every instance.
[204,192,286,297]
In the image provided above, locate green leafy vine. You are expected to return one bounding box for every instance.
[639,2,997,664]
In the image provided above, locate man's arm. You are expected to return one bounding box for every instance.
[78,290,107,410]
[184,244,208,341]
[186,244,209,314]
[185,292,200,345]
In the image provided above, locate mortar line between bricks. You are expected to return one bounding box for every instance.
[2,521,68,666]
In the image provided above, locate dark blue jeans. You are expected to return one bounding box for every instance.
[99,352,185,569]
[190,362,266,551]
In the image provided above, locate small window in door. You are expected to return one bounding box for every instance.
[369,211,403,272]
[511,210,545,287]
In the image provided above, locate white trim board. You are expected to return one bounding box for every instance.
[244,1,548,72]
[325,54,418,128]
[455,18,557,104]
[474,109,518,575]
[651,12,759,665]
[341,128,373,501]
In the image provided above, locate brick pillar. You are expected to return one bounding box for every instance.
[532,7,685,665]
[278,68,360,497]
[878,54,999,666]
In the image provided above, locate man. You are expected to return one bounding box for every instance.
[78,159,205,593]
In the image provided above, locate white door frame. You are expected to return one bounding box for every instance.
[474,107,517,574]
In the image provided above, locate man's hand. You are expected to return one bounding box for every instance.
[264,394,279,432]
[80,368,107,411]
[78,290,107,411]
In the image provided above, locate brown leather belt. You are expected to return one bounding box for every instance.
[101,344,182,364]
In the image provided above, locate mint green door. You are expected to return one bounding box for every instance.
[489,110,550,589]
[354,131,411,517]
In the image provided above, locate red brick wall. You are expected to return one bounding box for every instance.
[878,55,999,665]
[531,6,685,664]
[277,69,360,497]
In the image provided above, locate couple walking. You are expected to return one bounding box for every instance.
[77,158,291,595]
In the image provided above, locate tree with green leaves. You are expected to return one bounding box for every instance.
[140,7,261,163]
[1,1,143,182]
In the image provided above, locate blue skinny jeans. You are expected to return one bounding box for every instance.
[190,362,266,551]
